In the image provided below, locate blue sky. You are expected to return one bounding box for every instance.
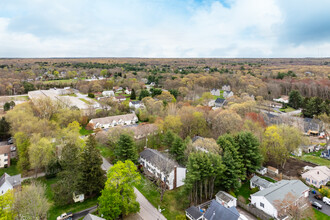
[0,0,329,57]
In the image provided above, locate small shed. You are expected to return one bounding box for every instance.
[73,192,84,203]
[256,167,267,175]
[215,191,237,208]
[267,166,279,175]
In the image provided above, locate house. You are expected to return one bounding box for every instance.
[222,85,231,91]
[130,124,158,140]
[250,180,309,219]
[129,101,144,109]
[223,91,234,99]
[301,166,330,188]
[124,88,131,95]
[0,173,21,195]
[215,98,226,107]
[89,113,138,129]
[115,95,126,102]
[208,99,215,107]
[185,199,241,220]
[292,147,302,157]
[267,166,279,175]
[102,90,115,97]
[215,191,237,208]
[256,167,267,175]
[185,206,203,220]
[273,95,289,104]
[301,145,315,153]
[304,118,322,134]
[0,145,11,168]
[269,102,283,109]
[321,147,330,159]
[250,175,273,190]
[83,214,105,220]
[139,148,186,190]
[211,89,220,96]
[204,200,240,220]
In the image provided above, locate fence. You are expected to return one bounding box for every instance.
[237,201,273,220]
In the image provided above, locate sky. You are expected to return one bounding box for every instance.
[0,0,330,58]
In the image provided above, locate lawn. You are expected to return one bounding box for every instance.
[257,175,276,183]
[79,127,93,136]
[235,181,258,204]
[134,174,188,220]
[301,155,330,166]
[314,209,329,220]
[42,79,80,84]
[97,144,115,160]
[0,159,19,177]
[279,106,296,113]
[36,176,98,220]
[79,98,92,104]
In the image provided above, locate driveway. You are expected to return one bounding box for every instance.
[237,207,257,220]
[309,191,330,216]
[101,157,167,220]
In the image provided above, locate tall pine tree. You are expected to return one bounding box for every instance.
[170,136,186,164]
[115,134,138,163]
[78,135,106,196]
[130,89,136,100]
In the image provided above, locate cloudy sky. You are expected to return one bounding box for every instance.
[0,0,329,58]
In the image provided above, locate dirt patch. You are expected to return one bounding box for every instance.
[266,157,316,177]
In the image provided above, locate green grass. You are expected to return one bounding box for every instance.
[135,174,188,220]
[79,98,92,104]
[304,150,322,157]
[97,145,115,159]
[0,159,19,177]
[300,155,330,166]
[36,176,98,220]
[236,181,257,204]
[79,127,93,136]
[314,209,329,220]
[257,175,276,183]
[42,79,79,84]
[279,106,296,113]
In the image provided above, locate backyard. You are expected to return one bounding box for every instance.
[0,159,19,177]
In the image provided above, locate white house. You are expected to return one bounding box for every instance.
[139,148,186,190]
[222,85,231,91]
[223,91,234,98]
[102,90,115,97]
[216,191,237,208]
[89,113,138,129]
[129,101,144,109]
[211,89,220,96]
[302,166,330,188]
[0,173,21,196]
[250,180,309,219]
[273,95,289,104]
[124,88,131,95]
[0,145,11,168]
[256,167,267,175]
[250,175,273,191]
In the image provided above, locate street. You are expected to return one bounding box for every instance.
[309,191,330,216]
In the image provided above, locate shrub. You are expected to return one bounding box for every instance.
[88,93,95,98]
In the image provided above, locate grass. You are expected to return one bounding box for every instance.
[134,174,188,220]
[300,155,330,166]
[97,144,115,159]
[36,176,98,220]
[42,79,79,84]
[79,127,93,136]
[314,209,329,220]
[235,181,257,204]
[257,175,277,183]
[279,106,296,113]
[79,98,92,104]
[0,159,19,177]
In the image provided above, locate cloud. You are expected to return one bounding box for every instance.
[0,0,329,57]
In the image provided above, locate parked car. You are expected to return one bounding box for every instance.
[57,212,73,220]
[312,201,322,210]
[7,137,13,145]
[314,194,323,200]
[323,196,330,205]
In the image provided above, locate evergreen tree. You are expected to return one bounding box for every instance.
[138,89,150,100]
[170,136,186,164]
[130,89,136,100]
[78,135,106,196]
[220,151,241,191]
[289,90,303,109]
[0,117,10,140]
[235,132,263,176]
[115,134,138,163]
[162,130,175,148]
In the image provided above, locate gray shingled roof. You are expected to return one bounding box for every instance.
[204,200,239,220]
[0,173,21,188]
[83,214,105,220]
[216,191,236,203]
[251,180,309,205]
[139,148,179,174]
[250,175,274,189]
[186,206,203,219]
[215,98,226,104]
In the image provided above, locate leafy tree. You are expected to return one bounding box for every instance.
[170,136,186,164]
[0,190,15,219]
[169,89,179,99]
[78,135,106,196]
[138,89,150,100]
[130,88,136,100]
[22,81,35,93]
[289,90,303,109]
[235,132,262,176]
[98,160,140,219]
[14,132,30,172]
[3,102,11,111]
[88,93,95,98]
[150,88,162,97]
[14,182,50,220]
[162,130,175,148]
[163,115,182,134]
[115,134,138,163]
[0,117,10,140]
[100,69,108,77]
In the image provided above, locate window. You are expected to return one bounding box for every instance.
[4,159,8,162]
[260,202,264,208]
[4,153,7,156]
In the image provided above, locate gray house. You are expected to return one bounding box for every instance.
[215,98,226,107]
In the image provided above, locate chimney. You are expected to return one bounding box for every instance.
[173,166,177,189]
[317,171,319,174]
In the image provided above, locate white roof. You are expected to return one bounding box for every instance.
[302,166,330,182]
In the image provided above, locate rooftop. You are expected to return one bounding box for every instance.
[185,206,203,219]
[90,113,137,125]
[250,175,274,189]
[204,200,239,220]
[216,191,236,203]
[0,173,21,188]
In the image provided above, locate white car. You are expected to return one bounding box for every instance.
[323,196,330,205]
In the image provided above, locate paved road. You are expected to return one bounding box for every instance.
[21,172,46,181]
[100,157,167,220]
[309,191,330,216]
[73,206,97,220]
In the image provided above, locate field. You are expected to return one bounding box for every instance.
[0,159,19,177]
[300,155,330,166]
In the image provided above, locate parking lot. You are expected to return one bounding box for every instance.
[309,191,330,216]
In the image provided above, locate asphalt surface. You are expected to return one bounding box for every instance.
[309,191,330,216]
[73,206,97,220]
